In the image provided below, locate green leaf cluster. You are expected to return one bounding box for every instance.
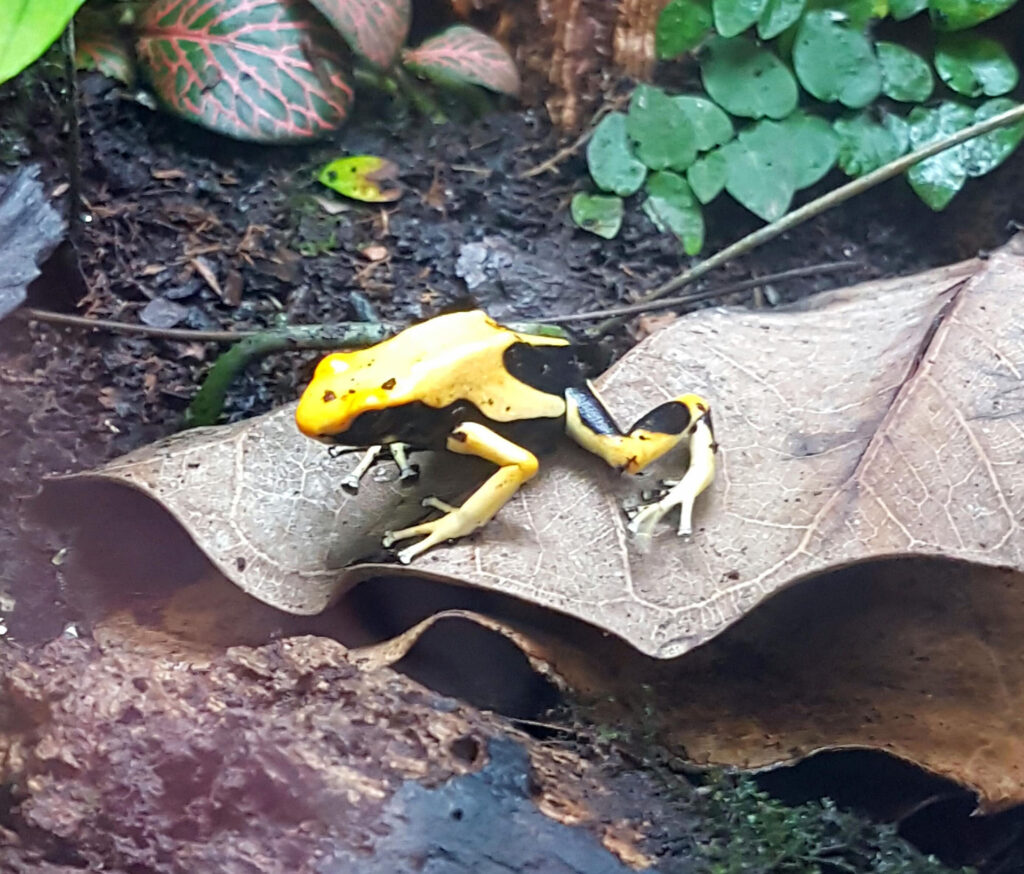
[574,0,1023,246]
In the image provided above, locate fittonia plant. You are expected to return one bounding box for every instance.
[73,0,519,142]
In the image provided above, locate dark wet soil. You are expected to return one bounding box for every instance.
[2,60,1024,871]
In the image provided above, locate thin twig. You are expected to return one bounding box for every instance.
[591,102,1024,337]
[533,261,861,324]
[518,95,629,179]
[18,307,257,343]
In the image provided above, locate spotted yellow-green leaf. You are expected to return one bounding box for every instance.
[307,0,410,69]
[891,0,927,17]
[571,193,623,239]
[137,0,353,143]
[318,156,403,202]
[403,25,519,96]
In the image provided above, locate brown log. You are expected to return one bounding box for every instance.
[0,622,670,873]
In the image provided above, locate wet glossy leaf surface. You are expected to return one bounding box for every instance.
[586,113,647,196]
[713,0,770,37]
[934,32,1018,97]
[876,41,933,102]
[834,113,906,176]
[905,101,974,209]
[793,11,882,108]
[627,85,697,172]
[701,37,798,119]
[642,171,704,254]
[721,121,796,220]
[687,150,728,203]
[672,96,734,151]
[757,0,806,39]
[928,0,1016,30]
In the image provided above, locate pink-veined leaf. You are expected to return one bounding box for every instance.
[75,7,134,85]
[137,0,353,143]
[306,0,410,69]
[403,25,520,96]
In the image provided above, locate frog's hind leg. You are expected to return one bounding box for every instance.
[383,422,539,564]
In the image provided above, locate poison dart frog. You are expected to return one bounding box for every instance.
[296,310,716,564]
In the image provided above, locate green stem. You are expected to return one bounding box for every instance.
[184,323,390,428]
[591,102,1024,337]
[393,65,447,124]
[183,319,571,428]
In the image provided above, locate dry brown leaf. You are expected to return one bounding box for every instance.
[49,244,1024,656]
[41,240,1024,805]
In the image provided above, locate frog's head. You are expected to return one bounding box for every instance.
[296,351,411,444]
[623,393,713,473]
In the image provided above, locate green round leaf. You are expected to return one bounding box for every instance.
[934,33,1018,98]
[758,0,806,38]
[587,112,647,196]
[833,113,905,175]
[687,150,728,203]
[627,84,698,171]
[701,37,798,119]
[777,112,839,188]
[714,0,770,37]
[876,42,933,101]
[673,96,735,151]
[137,0,353,143]
[890,0,928,18]
[928,0,1016,30]
[721,124,796,220]
[657,0,714,58]
[571,193,624,239]
[963,98,1024,177]
[793,11,881,108]
[905,101,974,210]
[643,172,705,255]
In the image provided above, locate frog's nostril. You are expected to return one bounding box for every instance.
[322,390,336,403]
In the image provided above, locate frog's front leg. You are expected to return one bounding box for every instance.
[383,422,539,564]
[627,416,716,537]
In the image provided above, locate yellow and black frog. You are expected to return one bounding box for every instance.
[296,310,716,563]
